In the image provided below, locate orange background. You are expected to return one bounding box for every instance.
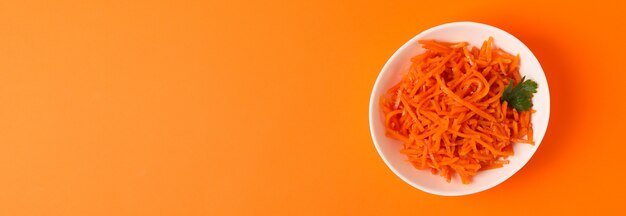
[0,0,624,215]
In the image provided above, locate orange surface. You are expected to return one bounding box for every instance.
[0,0,624,215]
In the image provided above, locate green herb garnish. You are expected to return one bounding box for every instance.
[501,76,538,111]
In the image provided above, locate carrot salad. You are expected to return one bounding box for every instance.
[380,37,535,184]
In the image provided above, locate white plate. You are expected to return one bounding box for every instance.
[368,22,551,196]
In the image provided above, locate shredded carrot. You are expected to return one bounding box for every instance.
[381,37,534,184]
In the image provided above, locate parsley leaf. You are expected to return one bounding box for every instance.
[501,76,538,111]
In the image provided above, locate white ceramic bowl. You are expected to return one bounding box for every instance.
[369,22,550,196]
